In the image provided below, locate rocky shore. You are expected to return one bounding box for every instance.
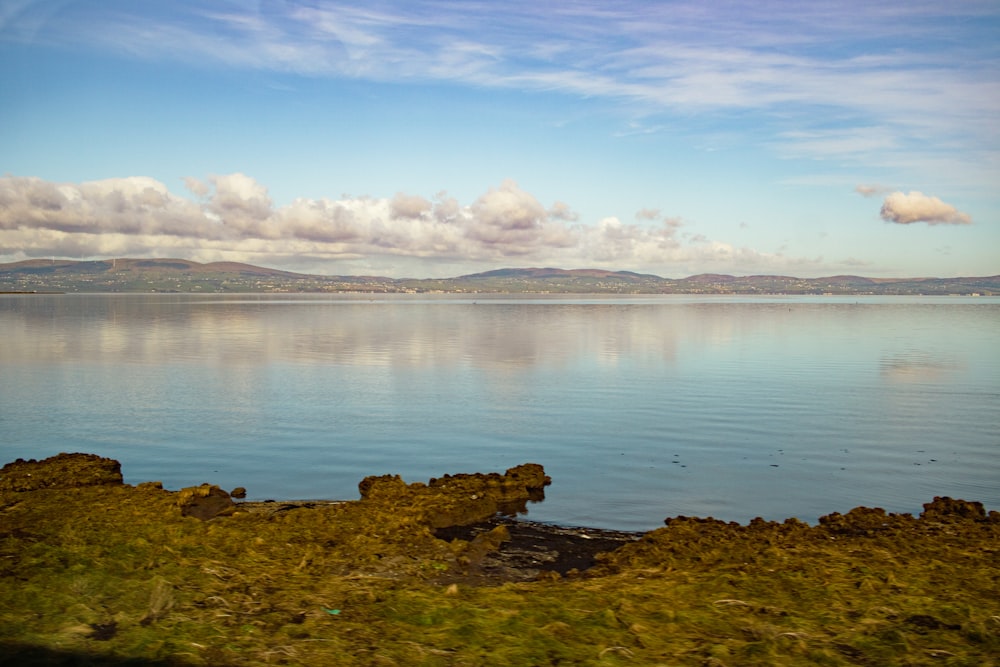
[1,453,998,666]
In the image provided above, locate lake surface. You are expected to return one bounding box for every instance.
[1,293,997,531]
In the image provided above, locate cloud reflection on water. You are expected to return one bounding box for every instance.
[880,352,960,383]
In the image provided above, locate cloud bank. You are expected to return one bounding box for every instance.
[879,191,972,226]
[0,173,809,277]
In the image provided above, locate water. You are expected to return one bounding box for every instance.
[1,293,997,531]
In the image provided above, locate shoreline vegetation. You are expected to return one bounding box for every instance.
[2,257,999,294]
[1,454,998,666]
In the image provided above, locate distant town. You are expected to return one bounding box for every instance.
[1,258,997,295]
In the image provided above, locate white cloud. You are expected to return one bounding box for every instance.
[0,173,838,277]
[0,175,208,238]
[465,179,573,254]
[776,128,898,162]
[879,191,972,225]
[855,184,890,198]
[195,173,276,240]
[12,1,996,174]
[182,175,210,198]
[548,201,578,222]
[390,192,432,219]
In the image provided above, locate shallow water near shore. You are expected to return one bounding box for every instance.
[1,293,998,531]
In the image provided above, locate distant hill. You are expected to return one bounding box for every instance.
[0,258,396,293]
[461,267,661,281]
[1,257,310,277]
[441,268,998,295]
[1,258,997,295]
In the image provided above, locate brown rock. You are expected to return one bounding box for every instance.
[0,453,123,492]
[176,484,235,520]
[920,496,988,522]
[358,474,407,500]
[359,463,552,529]
[817,506,915,536]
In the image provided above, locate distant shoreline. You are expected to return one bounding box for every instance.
[2,257,998,295]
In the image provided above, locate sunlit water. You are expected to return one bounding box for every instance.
[2,293,997,531]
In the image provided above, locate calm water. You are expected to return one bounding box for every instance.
[1,293,997,531]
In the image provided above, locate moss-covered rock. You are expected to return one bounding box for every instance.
[1,455,997,667]
[359,462,551,528]
[0,452,123,492]
[176,484,235,520]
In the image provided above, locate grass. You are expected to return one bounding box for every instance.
[1,455,998,666]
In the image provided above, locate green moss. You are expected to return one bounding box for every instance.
[1,455,998,665]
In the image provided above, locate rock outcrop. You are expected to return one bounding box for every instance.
[175,484,236,520]
[359,462,551,528]
[0,453,123,492]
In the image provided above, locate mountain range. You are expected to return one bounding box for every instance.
[1,258,997,295]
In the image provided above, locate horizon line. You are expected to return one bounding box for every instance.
[2,256,998,283]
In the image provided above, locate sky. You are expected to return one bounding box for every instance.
[1,1,998,278]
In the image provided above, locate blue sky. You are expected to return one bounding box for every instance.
[1,1,997,278]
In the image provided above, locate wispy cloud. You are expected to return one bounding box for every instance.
[855,184,891,198]
[6,1,996,173]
